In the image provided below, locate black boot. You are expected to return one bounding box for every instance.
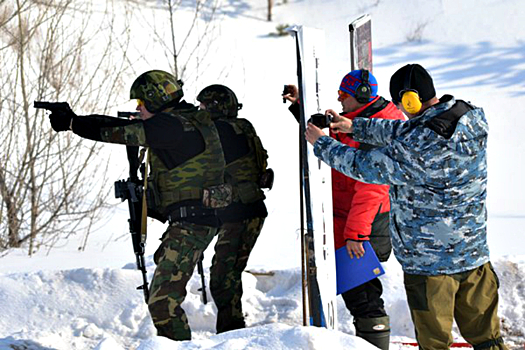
[354,316,390,350]
[216,307,246,334]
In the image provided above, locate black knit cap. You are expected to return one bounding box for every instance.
[389,64,436,104]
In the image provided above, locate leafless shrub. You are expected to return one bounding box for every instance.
[269,23,290,37]
[406,20,428,43]
[131,0,223,88]
[1,0,232,256]
[0,0,135,254]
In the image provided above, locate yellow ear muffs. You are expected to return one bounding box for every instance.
[401,90,422,114]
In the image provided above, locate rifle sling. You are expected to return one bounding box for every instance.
[140,148,150,241]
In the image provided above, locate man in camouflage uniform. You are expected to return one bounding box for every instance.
[47,70,228,340]
[196,84,272,333]
[305,64,508,350]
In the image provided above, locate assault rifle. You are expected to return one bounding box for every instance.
[113,142,208,305]
[114,146,150,303]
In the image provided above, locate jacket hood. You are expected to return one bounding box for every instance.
[422,95,488,141]
[401,95,488,157]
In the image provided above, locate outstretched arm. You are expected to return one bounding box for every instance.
[312,135,424,186]
[71,114,147,146]
[351,117,407,147]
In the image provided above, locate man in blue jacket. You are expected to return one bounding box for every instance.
[305,64,508,350]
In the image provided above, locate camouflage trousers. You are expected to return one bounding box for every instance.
[404,262,508,350]
[210,217,265,333]
[148,221,218,341]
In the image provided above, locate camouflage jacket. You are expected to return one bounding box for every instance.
[72,101,225,226]
[213,118,268,222]
[313,95,490,275]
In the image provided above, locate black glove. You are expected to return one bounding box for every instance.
[259,168,274,190]
[282,84,298,104]
[49,108,76,132]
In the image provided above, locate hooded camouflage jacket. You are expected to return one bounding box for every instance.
[313,95,490,275]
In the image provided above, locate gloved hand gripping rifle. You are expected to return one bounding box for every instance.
[114,146,150,303]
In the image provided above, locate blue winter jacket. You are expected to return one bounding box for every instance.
[313,95,490,275]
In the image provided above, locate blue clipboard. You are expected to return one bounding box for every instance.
[335,241,385,295]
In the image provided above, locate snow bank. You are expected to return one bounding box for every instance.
[1,257,523,349]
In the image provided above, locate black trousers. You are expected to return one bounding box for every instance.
[341,277,387,318]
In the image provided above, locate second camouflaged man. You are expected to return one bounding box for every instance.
[197,84,272,333]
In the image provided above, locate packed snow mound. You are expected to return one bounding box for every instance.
[0,265,376,350]
[0,268,154,349]
[136,323,378,350]
[1,257,524,349]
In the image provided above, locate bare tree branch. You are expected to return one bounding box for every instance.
[0,0,135,255]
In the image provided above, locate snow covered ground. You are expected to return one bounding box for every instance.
[1,0,525,349]
[2,254,524,349]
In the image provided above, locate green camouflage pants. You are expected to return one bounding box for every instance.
[404,262,508,350]
[148,221,218,341]
[210,217,264,333]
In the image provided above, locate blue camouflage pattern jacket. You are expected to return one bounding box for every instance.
[314,95,490,275]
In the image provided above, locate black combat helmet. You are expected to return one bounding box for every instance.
[130,70,184,113]
[196,84,243,119]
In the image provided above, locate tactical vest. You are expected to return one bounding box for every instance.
[222,118,268,204]
[147,108,226,214]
